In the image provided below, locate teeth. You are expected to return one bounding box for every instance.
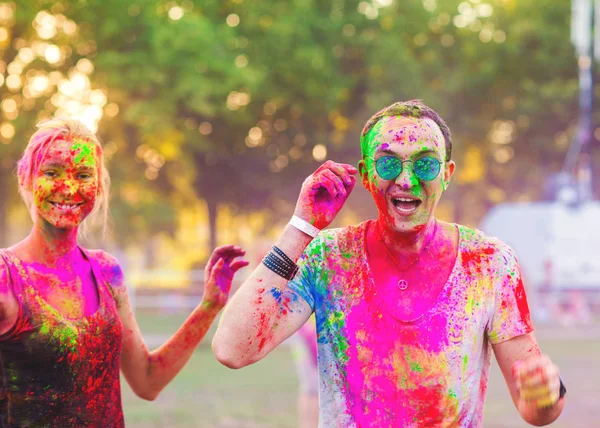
[52,203,81,210]
[393,198,417,202]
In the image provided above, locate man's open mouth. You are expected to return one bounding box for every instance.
[391,197,422,214]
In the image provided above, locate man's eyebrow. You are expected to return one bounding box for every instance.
[373,148,440,157]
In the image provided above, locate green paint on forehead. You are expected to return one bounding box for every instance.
[362,115,443,157]
[361,118,386,159]
[71,139,97,167]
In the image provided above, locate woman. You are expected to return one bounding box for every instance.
[0,118,248,426]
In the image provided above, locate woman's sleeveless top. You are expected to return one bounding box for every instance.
[0,249,124,427]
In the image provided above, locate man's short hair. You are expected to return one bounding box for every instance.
[360,100,452,162]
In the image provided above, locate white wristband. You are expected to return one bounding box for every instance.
[290,215,320,238]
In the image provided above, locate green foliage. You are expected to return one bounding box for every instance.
[0,0,590,249]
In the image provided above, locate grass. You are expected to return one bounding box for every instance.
[122,311,600,427]
[123,312,298,428]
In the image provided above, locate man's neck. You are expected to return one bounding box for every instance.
[375,218,438,259]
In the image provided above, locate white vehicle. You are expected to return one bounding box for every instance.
[480,201,600,322]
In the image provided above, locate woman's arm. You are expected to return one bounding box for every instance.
[93,245,247,401]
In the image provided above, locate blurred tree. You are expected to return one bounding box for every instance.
[0,0,588,257]
[0,2,107,246]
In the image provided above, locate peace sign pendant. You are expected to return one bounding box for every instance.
[398,279,409,291]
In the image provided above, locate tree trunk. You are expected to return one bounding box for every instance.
[207,196,218,255]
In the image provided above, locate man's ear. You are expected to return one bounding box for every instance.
[358,159,372,190]
[442,160,455,191]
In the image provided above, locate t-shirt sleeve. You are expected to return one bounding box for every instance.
[487,245,535,345]
[287,233,327,312]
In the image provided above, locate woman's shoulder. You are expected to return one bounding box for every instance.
[0,251,9,294]
[84,249,125,289]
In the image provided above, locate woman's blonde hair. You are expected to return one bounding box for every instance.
[16,118,110,236]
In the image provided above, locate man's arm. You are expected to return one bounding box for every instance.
[212,224,314,369]
[493,333,564,426]
[213,161,358,369]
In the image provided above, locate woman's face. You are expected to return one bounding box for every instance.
[33,138,100,230]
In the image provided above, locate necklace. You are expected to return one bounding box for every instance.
[376,221,438,291]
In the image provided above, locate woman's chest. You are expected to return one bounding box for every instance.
[26,266,100,319]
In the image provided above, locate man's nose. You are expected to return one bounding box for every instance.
[394,162,418,189]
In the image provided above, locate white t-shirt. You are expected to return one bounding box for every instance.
[287,220,534,427]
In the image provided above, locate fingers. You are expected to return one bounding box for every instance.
[315,161,358,184]
[208,253,248,281]
[220,246,246,265]
[311,162,358,198]
[514,355,557,385]
[321,169,346,197]
[514,355,561,408]
[206,245,234,272]
[206,245,245,272]
[207,258,225,282]
[230,259,250,273]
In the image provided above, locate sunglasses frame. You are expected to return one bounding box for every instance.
[366,154,443,182]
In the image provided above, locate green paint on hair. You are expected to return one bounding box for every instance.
[360,118,385,159]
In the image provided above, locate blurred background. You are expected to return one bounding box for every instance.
[0,0,599,426]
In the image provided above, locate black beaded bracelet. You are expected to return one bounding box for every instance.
[265,251,290,270]
[272,245,294,266]
[263,255,296,281]
[262,251,298,280]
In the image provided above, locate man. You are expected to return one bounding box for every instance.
[213,100,566,427]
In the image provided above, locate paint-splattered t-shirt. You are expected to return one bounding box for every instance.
[288,221,533,428]
[0,249,124,427]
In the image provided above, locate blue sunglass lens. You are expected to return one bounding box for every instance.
[375,156,401,180]
[414,156,441,181]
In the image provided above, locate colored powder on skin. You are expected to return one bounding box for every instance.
[255,288,303,352]
[37,178,54,192]
[268,287,298,315]
[71,140,97,167]
[269,287,282,303]
[256,312,270,352]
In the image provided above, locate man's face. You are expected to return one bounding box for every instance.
[358,116,455,233]
[33,138,99,230]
